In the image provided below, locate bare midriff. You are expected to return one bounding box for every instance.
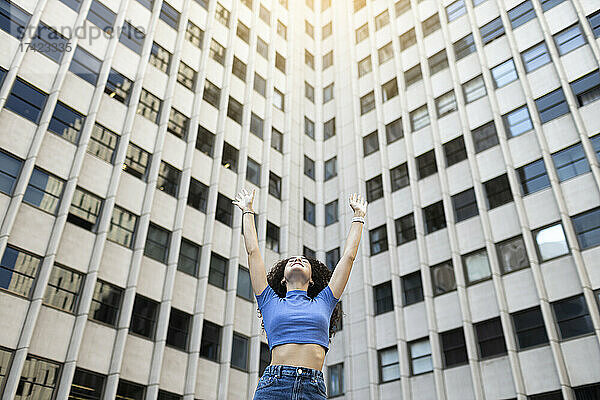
[269,343,326,371]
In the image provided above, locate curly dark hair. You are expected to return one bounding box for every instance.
[257,256,344,346]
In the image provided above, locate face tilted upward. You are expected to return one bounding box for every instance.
[283,256,312,285]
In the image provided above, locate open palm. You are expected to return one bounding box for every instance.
[349,193,367,217]
[232,188,256,212]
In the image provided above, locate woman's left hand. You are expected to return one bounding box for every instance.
[349,193,367,217]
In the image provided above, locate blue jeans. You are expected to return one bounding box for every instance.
[253,364,328,399]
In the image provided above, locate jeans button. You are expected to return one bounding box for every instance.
[298,368,302,374]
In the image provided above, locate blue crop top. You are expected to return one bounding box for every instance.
[255,284,340,353]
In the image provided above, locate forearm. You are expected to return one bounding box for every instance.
[342,211,364,260]
[242,212,260,254]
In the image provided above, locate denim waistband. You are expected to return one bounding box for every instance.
[263,364,324,380]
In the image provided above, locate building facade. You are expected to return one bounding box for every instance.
[0,0,600,399]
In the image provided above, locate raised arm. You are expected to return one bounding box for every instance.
[329,193,368,299]
[232,188,268,296]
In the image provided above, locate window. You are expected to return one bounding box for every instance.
[196,126,215,157]
[491,59,517,88]
[503,106,533,138]
[554,24,586,55]
[395,0,410,16]
[222,142,238,172]
[375,10,390,30]
[31,23,69,63]
[209,39,226,65]
[386,118,403,144]
[70,368,105,400]
[452,188,478,222]
[266,221,280,252]
[177,62,196,90]
[441,328,467,367]
[276,53,286,73]
[150,42,171,73]
[209,252,228,289]
[508,1,535,29]
[216,193,234,227]
[187,178,208,213]
[360,92,376,115]
[497,236,528,273]
[23,167,65,215]
[215,3,230,27]
[410,105,430,131]
[358,56,372,78]
[157,161,180,197]
[304,156,315,179]
[272,128,283,153]
[484,174,512,209]
[69,46,102,85]
[277,20,287,39]
[305,117,315,139]
[5,77,48,123]
[378,346,400,382]
[463,249,491,284]
[303,246,316,259]
[273,88,284,111]
[305,50,315,69]
[324,118,336,139]
[326,248,340,271]
[186,21,204,48]
[475,317,507,358]
[429,50,448,75]
[522,42,551,72]
[374,282,394,315]
[574,383,600,399]
[424,201,446,234]
[145,223,170,263]
[259,4,270,24]
[178,238,200,276]
[570,70,600,107]
[322,51,333,70]
[305,82,315,102]
[236,21,249,43]
[231,333,249,371]
[17,357,61,399]
[47,101,85,144]
[481,17,504,44]
[378,42,394,64]
[246,157,261,186]
[159,1,179,29]
[107,206,138,248]
[444,136,467,166]
[394,214,415,245]
[512,306,549,349]
[436,91,457,118]
[409,339,432,375]
[116,380,145,400]
[200,320,221,361]
[259,343,270,377]
[324,157,337,181]
[137,89,162,124]
[0,246,41,298]
[328,363,344,396]
[248,113,264,139]
[517,159,550,195]
[390,163,409,191]
[363,132,379,156]
[227,96,243,124]
[534,223,569,261]
[354,0,366,12]
[589,10,600,38]
[370,225,388,255]
[552,142,590,182]
[167,308,190,350]
[572,207,600,249]
[0,0,30,39]
[355,23,369,43]
[446,0,466,22]
[105,69,133,104]
[552,294,594,339]
[405,65,423,87]
[321,0,330,10]
[254,73,266,97]
[158,390,181,400]
[454,34,476,60]
[431,261,456,296]
[237,266,252,301]
[168,108,189,139]
[304,198,316,225]
[322,21,332,39]
[402,272,423,305]
[417,150,437,179]
[229,58,245,84]
[422,14,440,37]
[119,21,145,55]
[472,121,498,153]
[463,75,487,103]
[67,187,102,231]
[399,29,416,50]
[323,83,334,103]
[366,175,384,202]
[130,295,159,339]
[325,200,338,226]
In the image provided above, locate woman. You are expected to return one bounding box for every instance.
[232,188,367,399]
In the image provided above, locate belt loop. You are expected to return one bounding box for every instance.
[276,365,281,378]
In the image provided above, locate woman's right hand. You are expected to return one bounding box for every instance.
[232,188,256,212]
